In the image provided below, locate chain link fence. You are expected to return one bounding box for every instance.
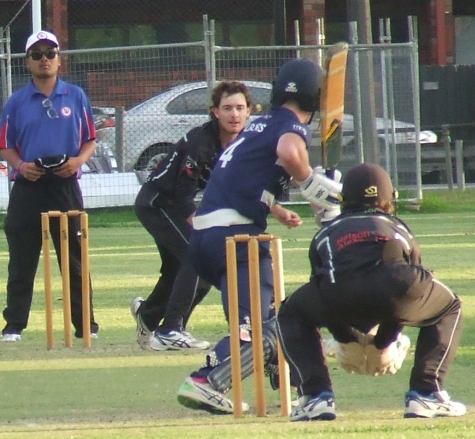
[1,20,424,209]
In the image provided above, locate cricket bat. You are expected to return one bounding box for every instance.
[320,42,349,169]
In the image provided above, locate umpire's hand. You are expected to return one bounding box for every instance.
[52,156,82,178]
[20,161,46,181]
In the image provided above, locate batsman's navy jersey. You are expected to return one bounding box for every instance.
[195,106,311,230]
[310,209,424,284]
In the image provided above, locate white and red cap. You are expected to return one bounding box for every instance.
[25,30,59,52]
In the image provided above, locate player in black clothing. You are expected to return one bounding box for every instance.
[276,163,466,421]
[131,81,252,351]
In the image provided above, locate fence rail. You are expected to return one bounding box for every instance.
[1,24,424,209]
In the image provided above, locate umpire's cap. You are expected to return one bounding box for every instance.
[341,163,396,208]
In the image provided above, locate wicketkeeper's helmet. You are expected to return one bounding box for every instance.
[270,58,322,112]
[341,163,397,209]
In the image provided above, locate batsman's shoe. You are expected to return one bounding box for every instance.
[290,392,336,421]
[151,330,210,351]
[404,390,466,418]
[177,377,249,415]
[130,296,153,350]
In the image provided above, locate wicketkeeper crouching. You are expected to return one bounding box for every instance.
[276,163,466,421]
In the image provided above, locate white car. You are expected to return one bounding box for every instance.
[95,81,437,179]
[96,81,272,180]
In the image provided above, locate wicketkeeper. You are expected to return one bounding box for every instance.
[276,163,466,421]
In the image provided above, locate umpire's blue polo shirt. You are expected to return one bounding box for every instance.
[0,78,96,180]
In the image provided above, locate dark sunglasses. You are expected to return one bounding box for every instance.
[29,50,58,61]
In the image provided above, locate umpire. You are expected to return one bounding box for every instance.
[276,163,465,421]
[0,30,99,341]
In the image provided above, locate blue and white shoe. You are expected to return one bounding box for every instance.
[151,330,210,351]
[177,376,248,414]
[404,390,466,418]
[290,392,336,421]
[130,296,153,350]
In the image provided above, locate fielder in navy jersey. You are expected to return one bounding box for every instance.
[0,30,99,341]
[177,58,342,414]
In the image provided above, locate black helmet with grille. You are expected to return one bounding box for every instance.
[270,58,322,113]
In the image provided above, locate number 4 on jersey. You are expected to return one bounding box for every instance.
[219,137,245,168]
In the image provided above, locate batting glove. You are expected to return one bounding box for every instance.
[314,166,342,183]
[296,169,342,210]
[307,167,342,225]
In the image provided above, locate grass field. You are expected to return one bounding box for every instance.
[0,190,474,438]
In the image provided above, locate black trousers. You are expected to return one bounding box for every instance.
[3,178,99,337]
[134,203,210,333]
[276,262,463,397]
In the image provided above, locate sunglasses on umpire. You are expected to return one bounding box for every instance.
[29,50,58,61]
[42,98,59,119]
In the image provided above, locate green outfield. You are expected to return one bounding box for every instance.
[0,190,474,438]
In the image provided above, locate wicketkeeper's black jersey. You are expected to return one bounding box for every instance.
[309,209,422,283]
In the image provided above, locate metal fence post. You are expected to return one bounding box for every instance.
[455,139,465,190]
[442,125,454,190]
[115,106,125,172]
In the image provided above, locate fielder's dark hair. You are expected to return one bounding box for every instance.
[209,81,252,117]
[341,163,396,214]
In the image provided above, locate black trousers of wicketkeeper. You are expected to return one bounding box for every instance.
[276,261,463,397]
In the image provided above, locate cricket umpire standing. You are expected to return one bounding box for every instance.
[276,163,465,421]
[0,30,99,341]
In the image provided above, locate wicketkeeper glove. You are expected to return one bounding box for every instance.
[333,341,367,374]
[363,333,411,376]
[325,329,410,376]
